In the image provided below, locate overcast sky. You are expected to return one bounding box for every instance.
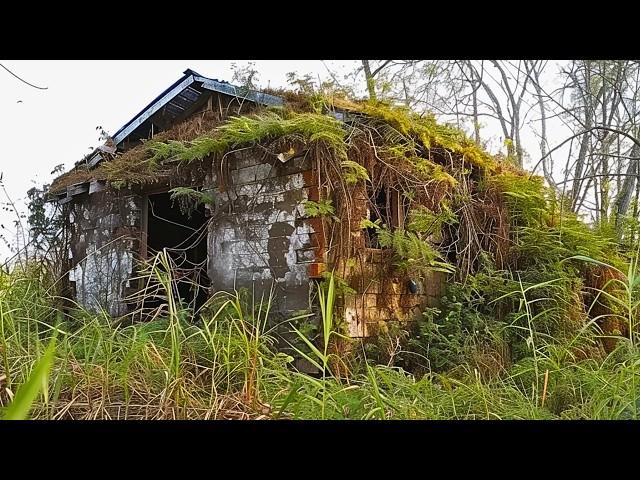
[0,60,569,262]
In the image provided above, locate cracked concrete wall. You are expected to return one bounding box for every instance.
[206,150,317,316]
[67,191,142,316]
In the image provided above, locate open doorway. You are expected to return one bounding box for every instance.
[143,191,210,314]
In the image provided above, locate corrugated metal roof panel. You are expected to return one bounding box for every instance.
[76,69,283,172]
[111,70,282,150]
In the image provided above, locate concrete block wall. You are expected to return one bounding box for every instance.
[67,190,142,316]
[206,149,319,316]
[336,249,447,338]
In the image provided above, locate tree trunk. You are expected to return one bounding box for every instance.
[614,143,640,235]
[531,65,555,188]
[472,85,480,145]
[362,60,377,101]
[572,130,592,211]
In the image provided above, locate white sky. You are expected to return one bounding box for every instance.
[0,60,572,262]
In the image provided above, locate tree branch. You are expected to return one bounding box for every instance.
[0,63,48,90]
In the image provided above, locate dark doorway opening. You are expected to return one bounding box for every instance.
[364,186,405,248]
[145,191,210,314]
[365,187,388,248]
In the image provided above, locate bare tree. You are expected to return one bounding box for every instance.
[557,61,640,226]
[343,58,640,241]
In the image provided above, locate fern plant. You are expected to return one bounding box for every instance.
[341,160,370,185]
[377,227,454,277]
[407,205,458,237]
[169,187,215,217]
[303,199,337,220]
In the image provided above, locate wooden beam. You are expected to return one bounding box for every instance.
[89,180,107,194]
[68,183,89,197]
[390,188,404,229]
[140,195,149,261]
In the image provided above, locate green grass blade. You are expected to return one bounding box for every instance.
[3,336,56,420]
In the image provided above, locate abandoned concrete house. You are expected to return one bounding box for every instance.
[49,68,504,338]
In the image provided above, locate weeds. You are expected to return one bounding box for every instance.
[3,253,640,420]
[3,334,56,420]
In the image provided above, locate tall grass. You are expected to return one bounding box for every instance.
[2,256,640,419]
[3,335,56,420]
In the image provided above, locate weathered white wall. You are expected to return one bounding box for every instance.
[67,192,141,316]
[66,150,319,319]
[207,150,317,315]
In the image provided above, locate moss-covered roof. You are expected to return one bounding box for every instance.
[49,91,510,196]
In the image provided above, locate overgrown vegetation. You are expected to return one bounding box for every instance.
[22,80,640,420]
[303,199,336,219]
[2,262,640,420]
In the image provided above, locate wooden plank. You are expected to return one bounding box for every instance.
[140,195,149,260]
[88,152,103,168]
[89,180,107,194]
[390,188,404,229]
[68,183,89,197]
